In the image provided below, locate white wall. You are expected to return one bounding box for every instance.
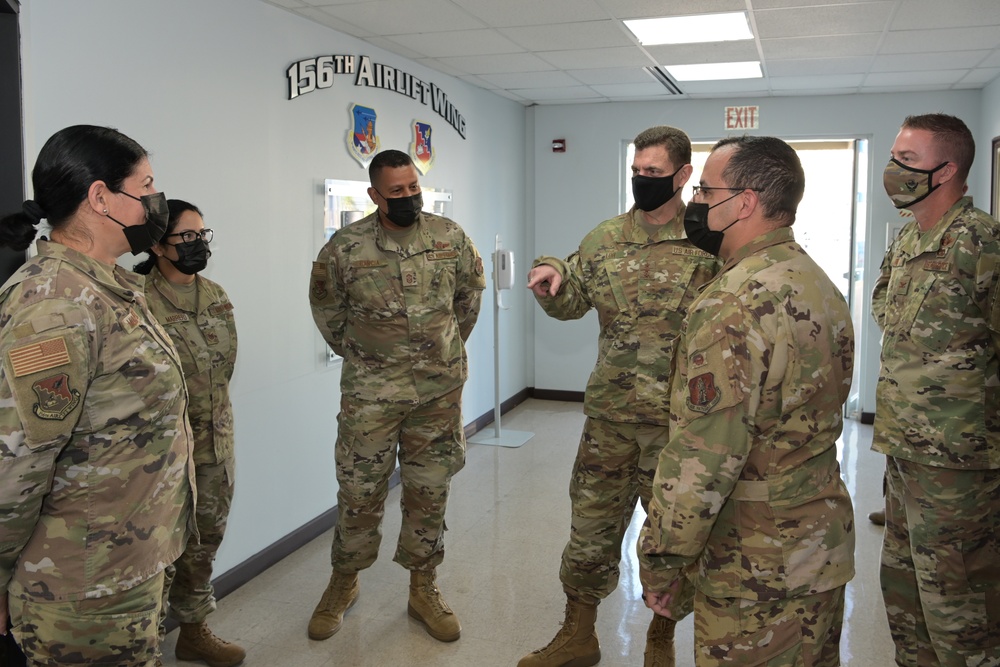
[980,77,1000,211]
[20,0,529,575]
[530,92,983,414]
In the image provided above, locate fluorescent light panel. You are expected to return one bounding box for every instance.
[666,61,762,81]
[624,12,752,46]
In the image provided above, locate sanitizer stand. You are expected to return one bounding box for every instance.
[468,235,533,448]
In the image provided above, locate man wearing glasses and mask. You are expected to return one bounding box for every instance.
[639,135,856,666]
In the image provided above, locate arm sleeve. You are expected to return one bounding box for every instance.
[870,241,894,332]
[0,302,92,594]
[309,247,348,357]
[532,251,594,321]
[638,295,760,591]
[454,234,486,342]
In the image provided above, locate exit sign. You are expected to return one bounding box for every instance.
[725,105,759,130]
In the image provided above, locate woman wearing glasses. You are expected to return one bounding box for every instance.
[134,200,244,667]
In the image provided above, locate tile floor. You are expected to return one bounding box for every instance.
[160,399,894,666]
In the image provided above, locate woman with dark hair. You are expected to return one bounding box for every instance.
[0,125,195,666]
[135,201,243,667]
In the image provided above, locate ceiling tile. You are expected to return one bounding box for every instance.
[457,74,498,89]
[364,36,428,60]
[890,0,1000,30]
[477,70,582,89]
[412,58,471,77]
[864,69,968,86]
[596,0,745,19]
[766,57,871,77]
[434,52,556,75]
[499,20,635,52]
[385,29,524,58]
[958,68,1000,85]
[871,51,992,73]
[539,46,656,70]
[762,34,881,60]
[261,0,309,8]
[680,79,771,95]
[510,86,604,101]
[588,82,673,97]
[755,4,892,39]
[450,0,609,27]
[487,88,531,104]
[981,51,1000,68]
[770,73,864,90]
[881,27,1000,54]
[317,0,485,35]
[644,41,760,67]
[564,67,658,85]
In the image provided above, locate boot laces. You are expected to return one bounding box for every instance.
[419,581,452,615]
[534,603,578,655]
[318,576,355,613]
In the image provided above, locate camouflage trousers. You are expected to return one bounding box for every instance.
[160,458,234,629]
[692,586,845,666]
[881,456,1000,667]
[331,387,466,573]
[8,571,164,666]
[560,418,667,601]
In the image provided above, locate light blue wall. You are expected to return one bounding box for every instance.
[20,0,529,575]
[980,77,1000,211]
[529,92,984,415]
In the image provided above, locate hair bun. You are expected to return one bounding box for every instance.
[22,200,47,224]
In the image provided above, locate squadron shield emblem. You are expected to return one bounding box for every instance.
[687,372,721,413]
[410,121,434,175]
[32,373,81,420]
[347,103,380,167]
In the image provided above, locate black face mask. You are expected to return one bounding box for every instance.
[683,193,743,256]
[378,191,423,228]
[107,191,169,255]
[632,167,683,212]
[170,238,211,275]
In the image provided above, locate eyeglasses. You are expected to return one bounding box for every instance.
[691,186,760,197]
[164,229,214,244]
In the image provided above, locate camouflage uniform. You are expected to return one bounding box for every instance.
[0,240,196,666]
[639,227,856,666]
[872,197,1000,666]
[309,211,484,572]
[533,206,721,600]
[144,267,238,625]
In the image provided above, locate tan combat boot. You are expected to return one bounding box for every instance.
[174,621,246,667]
[407,570,461,642]
[643,614,677,667]
[308,571,360,640]
[517,597,600,667]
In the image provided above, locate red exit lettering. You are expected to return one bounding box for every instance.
[724,106,759,130]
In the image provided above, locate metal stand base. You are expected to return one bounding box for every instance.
[468,429,534,448]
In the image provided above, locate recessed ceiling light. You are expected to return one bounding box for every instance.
[623,12,753,46]
[665,61,762,81]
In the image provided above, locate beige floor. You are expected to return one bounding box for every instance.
[160,398,894,666]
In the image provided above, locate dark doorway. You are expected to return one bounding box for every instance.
[1,0,25,284]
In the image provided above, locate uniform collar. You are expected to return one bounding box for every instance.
[721,226,795,272]
[36,238,144,302]
[621,204,688,244]
[150,265,204,314]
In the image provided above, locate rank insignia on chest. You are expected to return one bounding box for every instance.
[402,267,418,287]
[434,241,451,250]
[120,308,141,333]
[687,372,721,413]
[691,352,706,368]
[31,372,81,420]
[205,330,220,345]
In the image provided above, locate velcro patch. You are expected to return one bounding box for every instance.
[687,372,721,413]
[9,337,70,378]
[31,373,81,420]
[427,250,459,261]
[120,309,141,333]
[924,260,950,272]
[164,313,190,324]
[209,302,234,316]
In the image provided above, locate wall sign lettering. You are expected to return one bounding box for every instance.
[287,54,467,139]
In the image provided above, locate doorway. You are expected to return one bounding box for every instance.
[1,0,25,284]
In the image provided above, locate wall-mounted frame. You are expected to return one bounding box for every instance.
[992,136,1000,219]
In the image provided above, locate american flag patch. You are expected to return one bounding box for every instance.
[8,336,71,378]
